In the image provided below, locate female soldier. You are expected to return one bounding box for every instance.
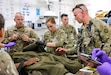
[42,17,67,56]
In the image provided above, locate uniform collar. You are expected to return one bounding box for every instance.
[13,25,25,32]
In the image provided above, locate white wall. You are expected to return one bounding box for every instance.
[1,0,111,39]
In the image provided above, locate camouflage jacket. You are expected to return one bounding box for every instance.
[42,28,67,54]
[0,50,19,75]
[59,24,77,40]
[3,25,39,53]
[59,25,77,51]
[77,18,111,55]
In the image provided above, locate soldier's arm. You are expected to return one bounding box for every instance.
[54,31,67,47]
[28,29,40,43]
[15,57,40,69]
[66,46,77,55]
[3,30,12,43]
[56,47,77,55]
[93,19,111,55]
[42,32,56,47]
[72,26,77,40]
[100,23,111,54]
[0,43,5,48]
[49,32,67,47]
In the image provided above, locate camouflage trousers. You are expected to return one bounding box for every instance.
[0,50,19,75]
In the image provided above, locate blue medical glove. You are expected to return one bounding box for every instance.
[92,48,111,63]
[92,48,101,59]
[4,42,16,47]
[97,62,111,75]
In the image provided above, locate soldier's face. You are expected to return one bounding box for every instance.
[61,16,68,25]
[73,8,83,23]
[14,14,24,28]
[46,21,56,32]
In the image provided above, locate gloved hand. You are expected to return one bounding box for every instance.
[36,41,46,46]
[4,42,16,47]
[92,48,111,63]
[97,62,111,75]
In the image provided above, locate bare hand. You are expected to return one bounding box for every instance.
[22,34,29,42]
[12,34,18,40]
[24,57,40,66]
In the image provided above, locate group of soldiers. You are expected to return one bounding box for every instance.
[0,3,111,75]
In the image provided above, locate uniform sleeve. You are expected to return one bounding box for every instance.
[72,26,77,35]
[55,30,67,47]
[43,30,67,47]
[72,26,77,40]
[3,30,13,43]
[29,29,40,43]
[0,50,19,75]
[66,46,77,55]
[97,20,111,55]
[42,31,49,43]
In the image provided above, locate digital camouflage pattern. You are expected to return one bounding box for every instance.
[59,25,77,40]
[59,25,77,51]
[3,26,39,53]
[0,50,18,75]
[42,28,67,55]
[77,18,111,56]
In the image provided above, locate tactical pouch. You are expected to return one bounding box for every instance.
[23,42,46,52]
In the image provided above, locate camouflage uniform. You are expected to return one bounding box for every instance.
[60,25,77,54]
[0,50,19,75]
[3,25,39,53]
[77,18,111,56]
[59,25,77,39]
[42,28,67,55]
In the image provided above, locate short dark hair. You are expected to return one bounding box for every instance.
[60,14,68,19]
[0,14,5,30]
[72,4,86,12]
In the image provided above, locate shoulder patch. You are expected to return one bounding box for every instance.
[104,29,108,33]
